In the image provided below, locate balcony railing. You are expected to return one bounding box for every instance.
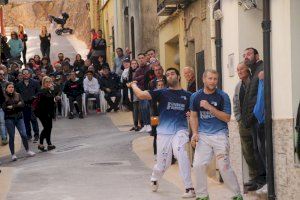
[157,0,195,16]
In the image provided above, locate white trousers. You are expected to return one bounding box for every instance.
[150,130,193,189]
[193,133,241,197]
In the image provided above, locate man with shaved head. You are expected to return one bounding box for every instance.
[183,66,196,93]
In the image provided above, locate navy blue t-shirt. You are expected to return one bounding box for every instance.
[190,89,231,135]
[149,88,191,135]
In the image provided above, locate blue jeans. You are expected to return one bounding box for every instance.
[5,118,29,155]
[0,109,7,140]
[139,100,150,125]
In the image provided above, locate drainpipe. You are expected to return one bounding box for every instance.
[214,0,222,89]
[262,0,276,199]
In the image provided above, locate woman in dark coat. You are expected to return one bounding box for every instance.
[35,76,56,151]
[3,82,35,161]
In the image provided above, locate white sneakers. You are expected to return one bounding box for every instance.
[27,150,36,157]
[182,189,196,198]
[11,154,18,161]
[256,184,268,194]
[139,125,152,133]
[11,151,35,161]
[151,181,159,192]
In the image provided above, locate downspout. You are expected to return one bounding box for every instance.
[214,0,222,89]
[262,0,276,199]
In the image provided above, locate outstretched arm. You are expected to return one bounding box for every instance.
[127,81,152,100]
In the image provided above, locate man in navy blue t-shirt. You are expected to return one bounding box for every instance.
[190,69,243,200]
[128,68,195,198]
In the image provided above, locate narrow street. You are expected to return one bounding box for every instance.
[0,30,180,200]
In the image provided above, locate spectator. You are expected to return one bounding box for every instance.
[73,54,85,70]
[134,53,151,133]
[41,57,54,75]
[233,62,258,186]
[90,30,107,65]
[51,74,63,117]
[128,59,141,131]
[3,82,35,161]
[120,58,132,110]
[53,53,64,66]
[63,71,84,119]
[10,62,20,84]
[149,64,167,90]
[0,82,7,145]
[1,65,14,83]
[0,69,8,90]
[99,66,121,112]
[8,31,23,61]
[40,25,51,58]
[183,66,197,92]
[87,29,98,59]
[35,76,56,152]
[83,70,101,114]
[0,34,11,65]
[18,24,28,64]
[113,47,129,76]
[15,69,40,142]
[94,55,108,72]
[241,47,266,191]
[33,55,42,71]
[146,49,157,59]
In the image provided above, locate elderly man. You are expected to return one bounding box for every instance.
[183,66,197,93]
[233,62,258,188]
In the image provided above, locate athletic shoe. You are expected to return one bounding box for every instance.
[232,194,243,200]
[129,127,136,131]
[134,126,141,131]
[27,150,36,157]
[96,108,101,114]
[139,126,147,133]
[246,181,264,191]
[182,188,196,198]
[196,196,209,200]
[69,112,74,119]
[1,138,8,145]
[256,184,267,194]
[38,145,47,152]
[145,125,152,133]
[151,181,158,192]
[244,179,255,187]
[47,145,56,151]
[106,107,113,113]
[11,154,18,161]
[114,107,120,112]
[79,112,84,119]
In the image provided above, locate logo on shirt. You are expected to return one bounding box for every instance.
[180,96,187,100]
[211,101,218,107]
[167,102,185,111]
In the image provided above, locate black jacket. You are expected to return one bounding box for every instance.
[63,79,84,98]
[99,72,121,94]
[0,86,5,109]
[3,92,24,119]
[241,60,264,128]
[15,79,40,105]
[35,89,55,119]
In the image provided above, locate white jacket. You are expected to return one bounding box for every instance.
[83,77,99,94]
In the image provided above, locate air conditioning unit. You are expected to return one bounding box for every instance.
[238,0,257,10]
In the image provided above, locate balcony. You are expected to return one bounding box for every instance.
[157,0,194,16]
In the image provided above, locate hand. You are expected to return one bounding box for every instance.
[258,71,264,80]
[191,134,199,148]
[7,105,13,109]
[186,111,191,118]
[126,81,137,88]
[17,101,22,105]
[105,88,111,93]
[200,100,213,111]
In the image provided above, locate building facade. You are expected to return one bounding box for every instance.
[157,0,214,89]
[221,1,300,199]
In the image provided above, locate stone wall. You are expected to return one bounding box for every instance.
[3,0,91,45]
